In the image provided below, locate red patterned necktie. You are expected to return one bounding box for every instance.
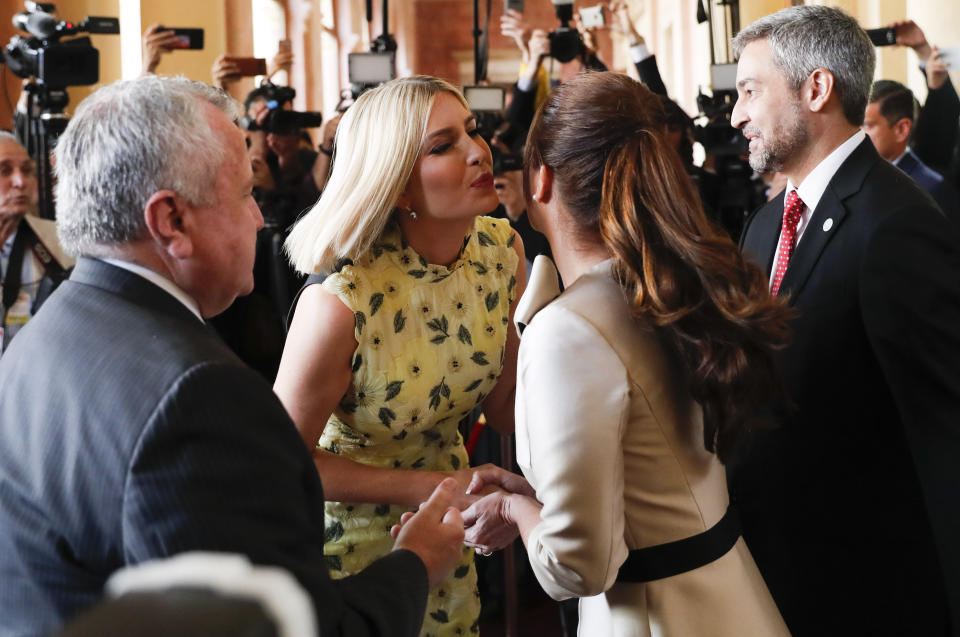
[771,190,805,296]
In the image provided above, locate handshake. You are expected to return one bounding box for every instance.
[390,465,538,587]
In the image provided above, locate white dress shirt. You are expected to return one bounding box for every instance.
[769,130,866,287]
[101,258,204,322]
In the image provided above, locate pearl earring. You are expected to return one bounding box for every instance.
[409,209,418,220]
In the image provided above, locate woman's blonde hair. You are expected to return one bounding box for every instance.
[285,75,469,273]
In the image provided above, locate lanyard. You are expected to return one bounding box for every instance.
[2,226,29,312]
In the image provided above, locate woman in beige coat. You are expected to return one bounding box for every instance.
[460,72,793,636]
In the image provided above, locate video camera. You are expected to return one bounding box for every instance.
[693,64,748,160]
[548,0,582,63]
[692,63,760,240]
[240,81,324,135]
[4,1,118,89]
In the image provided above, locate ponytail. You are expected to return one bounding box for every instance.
[527,72,792,463]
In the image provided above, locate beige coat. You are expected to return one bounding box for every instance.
[514,258,789,637]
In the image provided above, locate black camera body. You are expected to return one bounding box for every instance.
[548,0,582,63]
[243,109,325,136]
[240,81,323,135]
[5,36,98,87]
[4,2,119,89]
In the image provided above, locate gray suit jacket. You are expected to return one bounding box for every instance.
[0,258,428,637]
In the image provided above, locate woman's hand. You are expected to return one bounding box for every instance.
[462,490,519,554]
[465,463,536,497]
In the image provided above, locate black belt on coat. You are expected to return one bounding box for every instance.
[616,504,741,583]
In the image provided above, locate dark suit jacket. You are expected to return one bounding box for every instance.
[0,258,429,637]
[730,139,960,636]
[633,54,667,97]
[897,148,960,226]
[914,74,960,183]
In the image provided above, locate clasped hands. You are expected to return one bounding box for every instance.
[392,464,538,557]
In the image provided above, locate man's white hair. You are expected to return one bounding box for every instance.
[55,75,241,257]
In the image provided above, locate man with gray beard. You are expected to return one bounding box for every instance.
[728,6,960,636]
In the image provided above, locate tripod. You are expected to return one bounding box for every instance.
[19,82,69,220]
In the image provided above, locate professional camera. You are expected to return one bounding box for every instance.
[240,81,323,135]
[4,2,119,220]
[4,1,119,89]
[692,63,762,239]
[548,0,583,63]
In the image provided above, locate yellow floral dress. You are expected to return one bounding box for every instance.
[319,215,518,637]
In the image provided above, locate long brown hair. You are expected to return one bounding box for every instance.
[524,72,791,463]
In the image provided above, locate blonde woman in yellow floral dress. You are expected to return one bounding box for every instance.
[274,76,530,637]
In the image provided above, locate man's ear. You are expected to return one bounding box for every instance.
[143,190,193,259]
[805,68,835,114]
[534,165,554,204]
[893,117,913,144]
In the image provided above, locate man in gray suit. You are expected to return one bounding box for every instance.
[0,75,465,637]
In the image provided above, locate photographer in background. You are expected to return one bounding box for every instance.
[491,147,551,267]
[610,2,763,239]
[499,5,608,150]
[0,131,70,354]
[208,85,335,381]
[242,85,334,211]
[891,19,960,192]
[863,80,960,225]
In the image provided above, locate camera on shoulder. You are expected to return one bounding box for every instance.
[239,80,324,135]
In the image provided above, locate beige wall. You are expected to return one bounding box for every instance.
[139,1,226,83]
[905,0,960,101]
[748,0,960,101]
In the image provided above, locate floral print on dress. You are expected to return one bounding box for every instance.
[319,215,518,637]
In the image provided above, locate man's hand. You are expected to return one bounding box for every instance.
[268,44,294,80]
[319,113,341,154]
[141,24,179,75]
[927,46,949,90]
[501,9,532,64]
[610,1,642,46]
[391,478,466,589]
[520,29,550,85]
[892,20,932,62]
[310,113,341,191]
[495,170,525,222]
[211,55,242,90]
